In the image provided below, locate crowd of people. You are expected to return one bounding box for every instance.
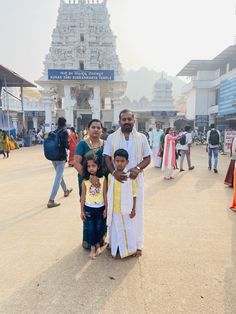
[4,109,234,259]
[43,109,235,261]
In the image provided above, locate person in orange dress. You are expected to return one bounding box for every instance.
[68,127,78,167]
[230,137,236,211]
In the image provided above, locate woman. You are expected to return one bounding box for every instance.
[230,137,236,211]
[74,119,107,249]
[3,131,10,158]
[68,127,78,167]
[224,138,236,188]
[162,127,180,180]
[0,129,6,158]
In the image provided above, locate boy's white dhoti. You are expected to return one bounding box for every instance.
[109,213,137,258]
[107,174,137,258]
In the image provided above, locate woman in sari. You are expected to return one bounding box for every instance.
[74,119,107,249]
[224,138,236,188]
[68,127,78,167]
[230,137,236,211]
[162,127,180,180]
[3,131,10,158]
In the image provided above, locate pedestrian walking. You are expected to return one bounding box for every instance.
[0,129,6,158]
[225,137,236,188]
[149,122,164,168]
[68,127,78,167]
[104,109,151,257]
[206,124,221,173]
[45,117,73,208]
[3,131,10,158]
[162,127,180,180]
[179,126,195,172]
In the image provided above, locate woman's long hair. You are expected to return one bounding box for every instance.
[165,127,171,135]
[82,152,103,180]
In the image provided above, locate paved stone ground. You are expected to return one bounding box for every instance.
[0,145,235,314]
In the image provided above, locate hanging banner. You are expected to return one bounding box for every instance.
[48,69,114,81]
[224,130,236,153]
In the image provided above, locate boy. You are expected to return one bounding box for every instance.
[107,149,137,258]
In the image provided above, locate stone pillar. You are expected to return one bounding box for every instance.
[64,85,74,127]
[42,90,53,133]
[32,117,38,130]
[169,117,175,128]
[112,96,122,125]
[89,85,101,120]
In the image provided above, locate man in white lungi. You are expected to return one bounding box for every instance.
[104,109,151,256]
[149,122,164,168]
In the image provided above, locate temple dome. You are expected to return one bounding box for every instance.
[154,76,172,90]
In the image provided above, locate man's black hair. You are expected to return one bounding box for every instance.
[119,109,134,121]
[114,148,129,161]
[58,117,66,128]
[185,125,191,132]
[210,123,215,129]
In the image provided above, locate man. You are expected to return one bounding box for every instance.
[104,109,151,256]
[206,124,221,173]
[179,125,195,172]
[100,127,109,140]
[149,122,164,168]
[47,117,72,208]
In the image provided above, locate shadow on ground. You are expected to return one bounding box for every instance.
[0,246,137,313]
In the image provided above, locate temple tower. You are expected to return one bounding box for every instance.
[37,0,126,132]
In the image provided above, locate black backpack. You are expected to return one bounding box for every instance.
[179,133,187,145]
[209,130,219,145]
[43,130,62,161]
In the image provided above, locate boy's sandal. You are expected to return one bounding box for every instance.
[64,188,73,197]
[47,201,60,208]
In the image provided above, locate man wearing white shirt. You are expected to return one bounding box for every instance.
[103,109,151,256]
[206,124,221,173]
[179,126,195,172]
[149,122,164,168]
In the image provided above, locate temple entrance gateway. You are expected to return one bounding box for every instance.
[36,0,126,133]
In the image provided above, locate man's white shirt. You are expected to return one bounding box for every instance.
[180,132,193,151]
[103,130,151,170]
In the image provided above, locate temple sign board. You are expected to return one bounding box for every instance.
[48,69,114,81]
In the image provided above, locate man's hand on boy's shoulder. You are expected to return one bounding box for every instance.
[89,175,101,188]
[113,170,128,183]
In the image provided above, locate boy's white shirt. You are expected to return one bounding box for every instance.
[107,168,133,227]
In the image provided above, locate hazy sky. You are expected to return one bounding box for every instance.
[0,0,236,83]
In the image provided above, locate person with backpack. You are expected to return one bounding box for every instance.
[44,117,72,208]
[206,124,221,173]
[179,126,194,172]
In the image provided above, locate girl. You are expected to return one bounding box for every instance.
[80,153,107,259]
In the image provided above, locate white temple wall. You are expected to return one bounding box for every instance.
[185,89,196,120]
